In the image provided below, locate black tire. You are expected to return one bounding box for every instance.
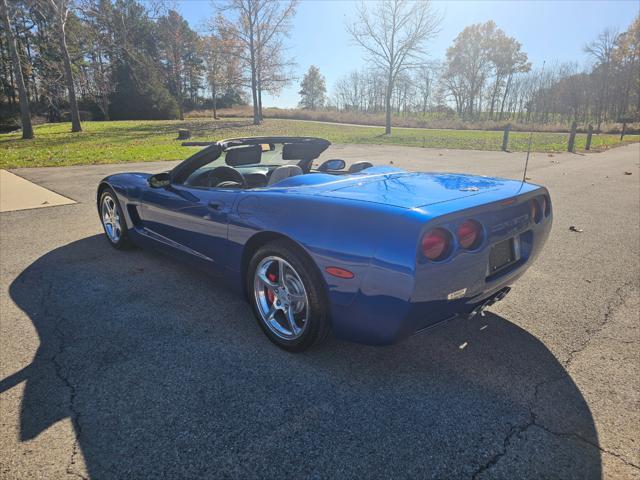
[247,239,331,352]
[99,187,133,250]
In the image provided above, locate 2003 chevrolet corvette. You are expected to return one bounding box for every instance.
[97,136,552,351]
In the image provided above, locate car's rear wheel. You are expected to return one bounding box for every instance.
[248,240,330,351]
[99,188,132,249]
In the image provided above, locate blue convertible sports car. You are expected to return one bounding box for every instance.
[97,136,552,351]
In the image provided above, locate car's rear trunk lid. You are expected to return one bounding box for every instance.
[319,172,520,208]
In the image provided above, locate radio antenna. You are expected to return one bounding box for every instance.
[522,60,545,185]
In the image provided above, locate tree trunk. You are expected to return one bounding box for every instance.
[212,83,218,120]
[100,90,111,122]
[22,14,38,103]
[498,74,512,121]
[248,19,260,125]
[384,72,392,135]
[250,63,259,125]
[1,0,33,139]
[56,17,81,132]
[177,97,184,121]
[489,77,501,120]
[256,64,263,121]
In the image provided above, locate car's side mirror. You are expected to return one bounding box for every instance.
[318,159,346,172]
[148,172,171,188]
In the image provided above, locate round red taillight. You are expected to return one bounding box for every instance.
[530,199,541,223]
[421,228,451,261]
[458,219,482,250]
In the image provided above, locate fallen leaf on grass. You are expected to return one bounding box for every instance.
[569,226,583,233]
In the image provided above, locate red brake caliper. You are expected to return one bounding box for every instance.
[266,273,277,304]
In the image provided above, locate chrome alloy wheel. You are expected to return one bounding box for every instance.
[253,256,309,340]
[101,194,122,243]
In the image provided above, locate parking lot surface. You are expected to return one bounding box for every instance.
[1,144,639,479]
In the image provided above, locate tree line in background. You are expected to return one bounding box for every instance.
[333,16,639,132]
[0,0,297,137]
[1,0,638,140]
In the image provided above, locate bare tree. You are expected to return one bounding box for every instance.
[584,28,620,130]
[347,0,441,134]
[203,34,224,120]
[41,0,82,131]
[203,28,243,119]
[415,63,439,115]
[217,0,297,125]
[1,0,33,138]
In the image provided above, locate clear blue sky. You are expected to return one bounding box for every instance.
[172,0,639,108]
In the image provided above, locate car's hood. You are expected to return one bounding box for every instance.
[316,172,521,208]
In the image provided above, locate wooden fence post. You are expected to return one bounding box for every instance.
[567,121,577,152]
[620,122,626,141]
[502,124,511,152]
[585,124,593,151]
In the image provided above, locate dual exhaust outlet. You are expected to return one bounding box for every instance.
[468,287,511,319]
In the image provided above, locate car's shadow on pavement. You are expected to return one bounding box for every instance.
[3,235,600,479]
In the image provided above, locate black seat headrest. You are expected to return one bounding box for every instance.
[282,142,327,160]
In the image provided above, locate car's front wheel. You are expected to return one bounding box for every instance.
[99,187,132,249]
[247,240,331,351]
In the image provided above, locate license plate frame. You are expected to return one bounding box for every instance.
[489,238,516,274]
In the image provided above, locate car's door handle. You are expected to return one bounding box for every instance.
[208,200,223,210]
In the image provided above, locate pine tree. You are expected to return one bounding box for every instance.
[298,65,325,110]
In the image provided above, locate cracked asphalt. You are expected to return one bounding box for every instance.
[1,143,639,479]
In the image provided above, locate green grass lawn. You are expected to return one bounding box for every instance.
[1,118,638,169]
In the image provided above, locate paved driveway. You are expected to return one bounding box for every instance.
[1,144,638,479]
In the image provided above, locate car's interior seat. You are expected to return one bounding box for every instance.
[348,161,374,173]
[267,165,303,186]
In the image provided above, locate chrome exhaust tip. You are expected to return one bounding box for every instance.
[468,287,511,319]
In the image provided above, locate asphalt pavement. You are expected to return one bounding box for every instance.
[1,143,638,479]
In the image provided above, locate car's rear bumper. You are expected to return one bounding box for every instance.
[329,265,527,346]
[329,203,552,346]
